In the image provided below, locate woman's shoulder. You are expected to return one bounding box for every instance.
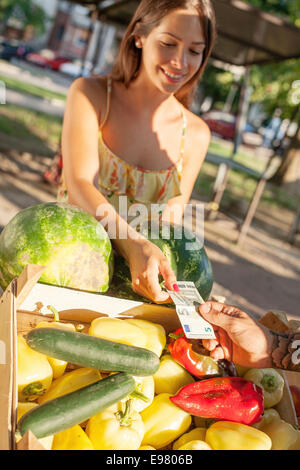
[184,108,211,156]
[185,107,211,137]
[67,75,110,119]
[68,74,108,95]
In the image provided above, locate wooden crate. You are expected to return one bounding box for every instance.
[0,265,298,450]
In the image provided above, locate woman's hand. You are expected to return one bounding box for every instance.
[199,302,274,368]
[126,237,177,303]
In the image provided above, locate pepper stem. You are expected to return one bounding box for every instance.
[48,305,60,322]
[261,374,278,393]
[130,390,149,403]
[22,381,46,398]
[169,332,185,340]
[115,399,133,426]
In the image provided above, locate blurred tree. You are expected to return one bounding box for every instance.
[243,0,300,188]
[243,0,300,25]
[249,60,300,120]
[241,0,300,26]
[243,0,300,120]
[199,1,300,187]
[199,64,237,112]
[200,0,300,118]
[0,0,48,35]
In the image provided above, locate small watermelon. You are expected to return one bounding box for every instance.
[107,221,213,302]
[0,202,113,292]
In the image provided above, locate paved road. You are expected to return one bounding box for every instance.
[0,59,68,116]
[4,88,65,116]
[0,58,72,94]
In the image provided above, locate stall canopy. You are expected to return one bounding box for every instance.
[74,0,300,66]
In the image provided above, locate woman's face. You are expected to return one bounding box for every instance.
[137,8,206,94]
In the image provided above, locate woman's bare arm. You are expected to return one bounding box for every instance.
[61,77,177,300]
[62,77,141,258]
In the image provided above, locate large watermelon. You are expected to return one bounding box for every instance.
[0,202,113,292]
[107,221,213,302]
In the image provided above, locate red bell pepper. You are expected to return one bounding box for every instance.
[168,328,220,377]
[170,376,264,425]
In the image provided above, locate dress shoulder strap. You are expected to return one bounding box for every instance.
[99,76,112,130]
[179,107,187,158]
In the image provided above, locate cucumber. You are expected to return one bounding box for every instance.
[25,327,160,376]
[18,372,135,438]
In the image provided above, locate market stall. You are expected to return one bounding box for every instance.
[0,264,299,451]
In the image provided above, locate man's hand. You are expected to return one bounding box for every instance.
[199,302,273,368]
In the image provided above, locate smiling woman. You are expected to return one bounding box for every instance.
[58,0,216,304]
[111,0,216,108]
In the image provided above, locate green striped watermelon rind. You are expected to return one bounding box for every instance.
[107,221,213,303]
[0,202,113,293]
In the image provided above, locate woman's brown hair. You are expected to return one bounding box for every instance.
[111,0,216,108]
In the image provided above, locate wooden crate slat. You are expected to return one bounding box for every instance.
[16,431,45,451]
[0,283,16,450]
[16,265,46,310]
[276,371,298,428]
[20,282,145,316]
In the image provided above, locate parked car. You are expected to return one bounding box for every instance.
[47,55,73,71]
[16,44,35,60]
[0,39,34,61]
[26,49,71,70]
[201,110,263,146]
[59,60,92,78]
[25,49,52,67]
[201,110,236,140]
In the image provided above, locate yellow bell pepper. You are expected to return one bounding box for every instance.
[140,393,192,449]
[139,445,156,450]
[86,399,145,450]
[173,427,206,450]
[89,317,148,348]
[35,308,76,379]
[153,354,195,395]
[124,318,166,357]
[38,367,102,404]
[262,419,300,450]
[52,425,94,450]
[178,440,212,450]
[130,376,155,412]
[17,335,53,402]
[114,375,154,413]
[17,402,53,450]
[289,430,300,450]
[252,408,281,431]
[206,421,272,450]
[243,368,284,408]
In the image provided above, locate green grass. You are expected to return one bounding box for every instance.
[207,139,267,173]
[0,103,62,149]
[195,141,299,213]
[0,74,67,102]
[195,163,299,213]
